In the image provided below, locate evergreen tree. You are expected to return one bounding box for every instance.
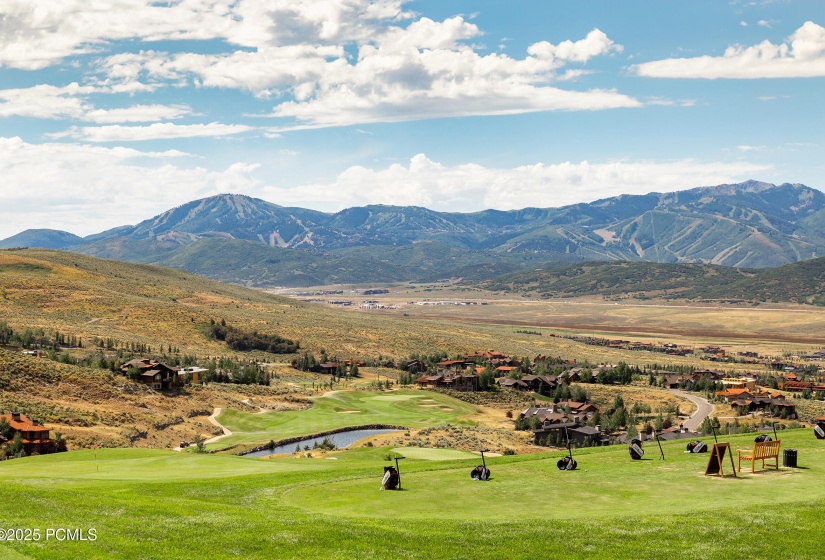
[11,432,25,457]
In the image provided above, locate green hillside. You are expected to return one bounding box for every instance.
[478,258,825,305]
[0,228,84,250]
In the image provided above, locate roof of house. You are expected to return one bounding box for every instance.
[497,378,527,387]
[569,426,600,435]
[0,413,49,434]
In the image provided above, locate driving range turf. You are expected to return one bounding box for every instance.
[1,428,824,559]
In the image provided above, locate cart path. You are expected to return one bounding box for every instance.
[204,407,233,444]
[670,390,714,431]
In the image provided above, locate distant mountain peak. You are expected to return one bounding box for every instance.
[2,180,824,278]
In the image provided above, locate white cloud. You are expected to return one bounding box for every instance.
[95,23,637,129]
[4,2,638,128]
[632,21,825,78]
[0,136,260,238]
[49,122,254,142]
[261,154,774,211]
[737,144,767,152]
[83,104,193,124]
[526,29,622,63]
[0,82,191,122]
[0,83,91,119]
[0,0,411,70]
[265,28,635,129]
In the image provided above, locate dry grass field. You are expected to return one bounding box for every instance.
[275,281,825,360]
[2,248,773,369]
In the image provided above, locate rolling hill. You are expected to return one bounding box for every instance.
[477,257,825,305]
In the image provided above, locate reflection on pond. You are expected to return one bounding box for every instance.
[246,428,401,458]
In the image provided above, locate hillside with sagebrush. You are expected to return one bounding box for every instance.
[0,349,281,449]
[0,248,586,360]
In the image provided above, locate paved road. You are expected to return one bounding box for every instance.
[670,390,714,431]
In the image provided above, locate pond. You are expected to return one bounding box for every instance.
[245,428,401,458]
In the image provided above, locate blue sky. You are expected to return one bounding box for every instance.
[1,0,824,238]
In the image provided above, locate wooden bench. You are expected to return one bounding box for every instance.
[737,440,780,473]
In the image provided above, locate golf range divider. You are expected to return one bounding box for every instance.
[381,453,405,490]
[557,425,577,470]
[628,438,644,460]
[471,449,490,480]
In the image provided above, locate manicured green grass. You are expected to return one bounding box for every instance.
[1,430,824,559]
[390,447,479,461]
[212,389,478,449]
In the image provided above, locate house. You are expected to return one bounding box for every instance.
[0,412,56,455]
[782,380,814,392]
[436,360,468,371]
[179,366,207,385]
[729,396,797,418]
[693,369,722,380]
[715,388,753,402]
[416,372,480,392]
[568,425,609,446]
[495,365,520,376]
[521,374,557,395]
[531,417,606,446]
[405,359,428,373]
[319,362,341,375]
[437,372,479,392]
[720,377,757,391]
[556,401,598,414]
[121,358,181,390]
[496,378,529,391]
[416,374,443,388]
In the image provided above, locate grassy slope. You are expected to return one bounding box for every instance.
[0,430,823,559]
[1,248,737,365]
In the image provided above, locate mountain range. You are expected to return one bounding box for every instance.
[3,180,824,287]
